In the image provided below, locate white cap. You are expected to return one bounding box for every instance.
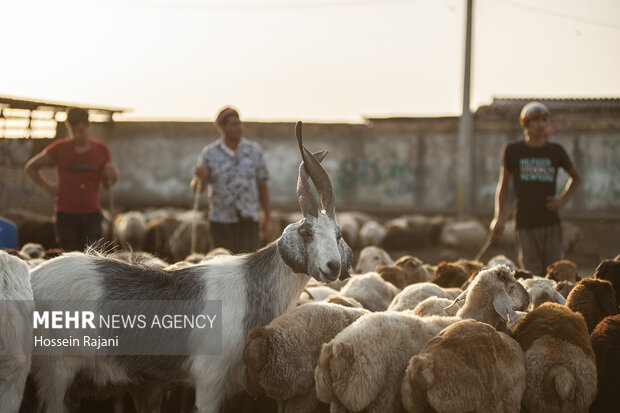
[520,102,550,125]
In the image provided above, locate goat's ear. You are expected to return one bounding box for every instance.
[277,223,308,274]
[244,326,268,397]
[338,238,353,281]
[493,290,517,322]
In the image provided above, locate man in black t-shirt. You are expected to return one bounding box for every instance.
[489,102,582,275]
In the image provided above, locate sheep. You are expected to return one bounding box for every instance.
[243,302,369,413]
[452,265,530,332]
[339,272,400,311]
[324,295,363,308]
[487,254,518,271]
[566,278,619,333]
[394,255,433,285]
[432,261,469,288]
[511,303,597,413]
[355,246,393,273]
[114,211,148,251]
[381,217,413,250]
[594,259,620,307]
[0,250,34,413]
[514,268,535,280]
[401,319,526,413]
[546,259,579,283]
[336,212,360,250]
[297,286,341,306]
[314,311,460,413]
[358,220,386,248]
[412,296,461,317]
[519,277,566,310]
[27,122,353,413]
[388,282,454,312]
[439,219,486,248]
[590,314,620,413]
[20,242,46,259]
[376,264,408,289]
[453,258,484,277]
[555,280,576,299]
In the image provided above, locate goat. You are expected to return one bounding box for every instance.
[28,122,352,413]
[0,251,34,412]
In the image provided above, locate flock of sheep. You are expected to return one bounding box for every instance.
[1,231,619,412]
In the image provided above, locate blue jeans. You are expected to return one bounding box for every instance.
[55,211,103,252]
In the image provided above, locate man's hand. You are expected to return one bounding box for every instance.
[545,196,567,212]
[102,163,119,189]
[191,165,208,193]
[45,184,59,198]
[260,217,273,242]
[489,217,505,240]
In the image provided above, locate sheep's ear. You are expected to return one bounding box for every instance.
[493,290,517,322]
[277,222,308,274]
[338,238,353,281]
[244,327,269,397]
[553,290,567,305]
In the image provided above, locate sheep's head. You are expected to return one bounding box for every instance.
[450,264,530,323]
[278,122,352,283]
[355,246,393,273]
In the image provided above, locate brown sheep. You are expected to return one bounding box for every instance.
[566,278,619,333]
[432,261,469,288]
[376,265,408,289]
[590,314,620,413]
[394,255,432,285]
[512,303,597,413]
[594,259,620,308]
[546,259,579,283]
[555,280,576,299]
[244,302,368,413]
[401,319,525,413]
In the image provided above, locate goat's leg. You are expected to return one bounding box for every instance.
[191,357,229,413]
[31,357,77,413]
[0,356,30,413]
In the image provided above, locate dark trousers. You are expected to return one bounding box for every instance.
[516,223,563,276]
[55,211,103,252]
[209,219,260,254]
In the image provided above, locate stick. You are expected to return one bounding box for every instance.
[190,179,202,255]
[474,234,494,262]
[108,186,115,235]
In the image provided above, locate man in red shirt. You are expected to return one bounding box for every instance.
[25,108,118,251]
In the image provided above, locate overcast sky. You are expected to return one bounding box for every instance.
[4,0,620,122]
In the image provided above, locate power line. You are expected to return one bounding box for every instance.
[486,0,620,31]
[91,0,417,11]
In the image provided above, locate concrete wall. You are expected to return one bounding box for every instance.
[1,110,619,219]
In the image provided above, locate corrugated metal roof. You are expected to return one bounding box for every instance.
[0,95,127,114]
[487,97,620,110]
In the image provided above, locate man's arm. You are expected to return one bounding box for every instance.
[258,183,272,241]
[24,151,58,198]
[546,165,581,212]
[489,165,511,239]
[102,162,119,189]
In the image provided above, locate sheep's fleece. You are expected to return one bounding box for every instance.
[402,319,525,413]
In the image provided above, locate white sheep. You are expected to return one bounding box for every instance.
[412,296,462,317]
[339,272,400,311]
[519,276,566,310]
[19,242,45,259]
[27,122,354,413]
[452,265,531,332]
[401,319,526,413]
[314,312,459,413]
[355,246,394,273]
[387,282,453,312]
[0,251,34,413]
[297,286,341,306]
[358,220,386,248]
[487,254,519,271]
[336,212,360,250]
[114,211,148,251]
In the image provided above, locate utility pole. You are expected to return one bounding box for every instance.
[457,0,474,215]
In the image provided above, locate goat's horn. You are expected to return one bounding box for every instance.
[297,150,328,218]
[295,121,336,218]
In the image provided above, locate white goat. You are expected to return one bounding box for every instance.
[28,122,353,413]
[0,251,34,413]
